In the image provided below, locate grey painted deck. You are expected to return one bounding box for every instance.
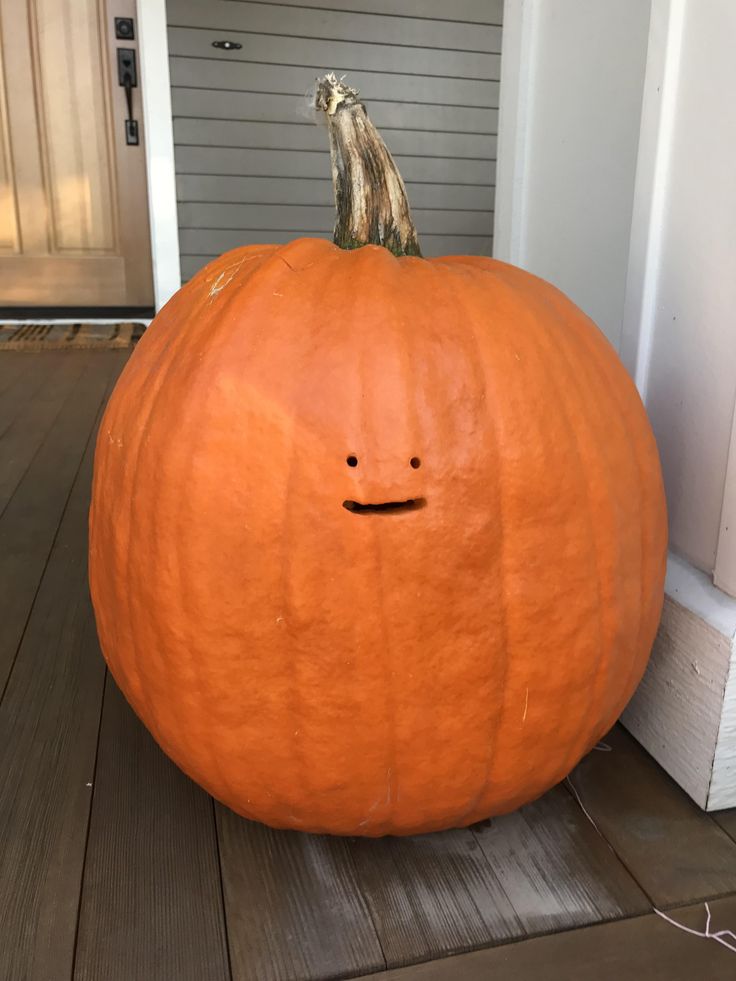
[2,349,736,981]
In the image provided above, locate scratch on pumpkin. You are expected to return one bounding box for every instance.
[207,258,245,300]
[357,795,382,829]
[522,687,529,723]
[277,254,296,272]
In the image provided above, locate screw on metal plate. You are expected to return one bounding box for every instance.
[212,40,242,50]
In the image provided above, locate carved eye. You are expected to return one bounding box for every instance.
[410,457,421,469]
[346,455,358,467]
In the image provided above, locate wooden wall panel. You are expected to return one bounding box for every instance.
[31,0,117,253]
[0,34,19,254]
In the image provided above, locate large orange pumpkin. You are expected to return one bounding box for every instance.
[89,75,667,835]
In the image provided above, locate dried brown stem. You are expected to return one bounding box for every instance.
[314,73,422,257]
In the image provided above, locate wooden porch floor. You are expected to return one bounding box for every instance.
[2,350,736,981]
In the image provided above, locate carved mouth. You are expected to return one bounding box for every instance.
[342,498,426,514]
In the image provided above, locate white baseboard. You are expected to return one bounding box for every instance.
[622,552,736,810]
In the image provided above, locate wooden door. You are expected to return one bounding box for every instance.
[0,0,153,307]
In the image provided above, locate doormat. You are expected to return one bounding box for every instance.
[0,322,145,351]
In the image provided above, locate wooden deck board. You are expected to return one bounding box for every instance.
[0,353,118,696]
[0,375,115,981]
[348,774,651,971]
[567,726,736,907]
[0,351,35,396]
[471,781,651,933]
[217,810,386,981]
[73,678,231,981]
[0,352,58,439]
[354,894,736,980]
[349,828,522,968]
[0,351,91,514]
[713,809,736,844]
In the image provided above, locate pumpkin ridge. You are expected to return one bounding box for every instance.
[583,294,667,718]
[168,358,244,802]
[130,280,233,766]
[526,298,620,781]
[275,258,344,824]
[527,289,618,775]
[101,291,193,743]
[371,521,398,833]
[130,281,227,753]
[430,262,508,824]
[105,291,183,720]
[558,299,665,722]
[357,254,399,833]
[549,296,649,752]
[380,264,422,831]
[453,267,562,814]
[278,377,309,822]
[454,269,600,804]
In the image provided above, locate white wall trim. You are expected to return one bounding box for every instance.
[619,0,686,395]
[665,551,736,640]
[493,0,536,264]
[136,0,181,311]
[715,400,736,599]
[623,551,736,810]
[710,638,736,808]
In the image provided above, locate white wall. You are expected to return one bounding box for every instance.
[495,0,652,348]
[628,0,736,574]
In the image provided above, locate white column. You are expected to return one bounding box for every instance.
[136,0,181,311]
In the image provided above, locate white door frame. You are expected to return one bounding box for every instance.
[493,0,534,266]
[136,0,181,310]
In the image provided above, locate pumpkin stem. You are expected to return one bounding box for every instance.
[314,73,422,258]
